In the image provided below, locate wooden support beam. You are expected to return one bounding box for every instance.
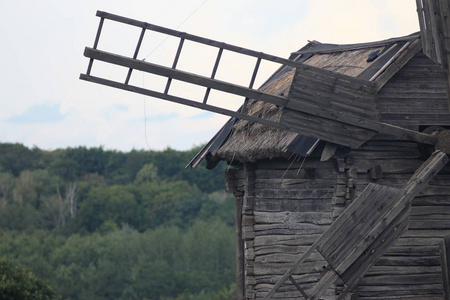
[86,17,104,75]
[125,27,146,85]
[288,276,309,299]
[440,234,450,300]
[203,48,223,104]
[242,57,262,113]
[261,244,319,300]
[403,150,449,195]
[234,192,245,300]
[309,270,340,300]
[164,38,185,94]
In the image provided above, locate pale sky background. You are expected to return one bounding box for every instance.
[0,0,420,152]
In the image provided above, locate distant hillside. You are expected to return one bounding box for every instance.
[0,143,236,299]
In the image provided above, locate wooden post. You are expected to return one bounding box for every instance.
[225,168,245,299]
[235,191,245,300]
[440,234,450,300]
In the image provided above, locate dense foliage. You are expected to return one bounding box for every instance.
[0,143,236,299]
[0,258,56,300]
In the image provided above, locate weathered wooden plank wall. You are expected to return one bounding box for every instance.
[378,52,450,126]
[350,52,450,298]
[336,140,450,299]
[249,158,337,300]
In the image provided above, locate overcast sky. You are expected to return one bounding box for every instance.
[0,0,419,151]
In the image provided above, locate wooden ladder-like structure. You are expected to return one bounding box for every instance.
[80,11,300,131]
[80,11,435,150]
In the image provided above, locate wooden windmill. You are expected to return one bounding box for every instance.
[81,1,450,299]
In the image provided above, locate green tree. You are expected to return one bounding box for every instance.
[135,163,159,185]
[0,171,14,209]
[0,143,40,176]
[0,258,56,300]
[76,185,138,232]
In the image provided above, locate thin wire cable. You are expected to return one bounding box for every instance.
[296,156,307,175]
[142,72,152,151]
[140,0,209,149]
[281,154,298,182]
[142,0,209,61]
[226,152,236,172]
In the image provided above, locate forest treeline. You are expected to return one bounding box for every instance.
[0,143,236,299]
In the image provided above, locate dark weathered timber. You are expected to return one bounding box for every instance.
[317,184,405,264]
[418,0,450,71]
[373,39,423,90]
[254,235,323,248]
[242,57,262,113]
[416,0,450,111]
[256,187,334,199]
[441,235,450,300]
[254,199,333,213]
[235,193,245,300]
[254,211,333,225]
[339,208,410,291]
[86,16,104,76]
[417,0,432,60]
[309,270,339,300]
[381,114,450,126]
[284,101,436,146]
[164,38,184,94]
[125,27,146,85]
[289,80,378,111]
[427,0,445,65]
[375,255,442,266]
[288,275,309,298]
[203,47,223,104]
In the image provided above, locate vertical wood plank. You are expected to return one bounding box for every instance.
[428,0,445,65]
[125,27,146,84]
[86,17,105,75]
[242,58,262,113]
[164,38,185,94]
[416,0,429,53]
[235,193,245,300]
[203,48,223,104]
[423,0,438,62]
[440,235,450,300]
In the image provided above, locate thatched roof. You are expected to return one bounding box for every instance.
[188,33,421,168]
